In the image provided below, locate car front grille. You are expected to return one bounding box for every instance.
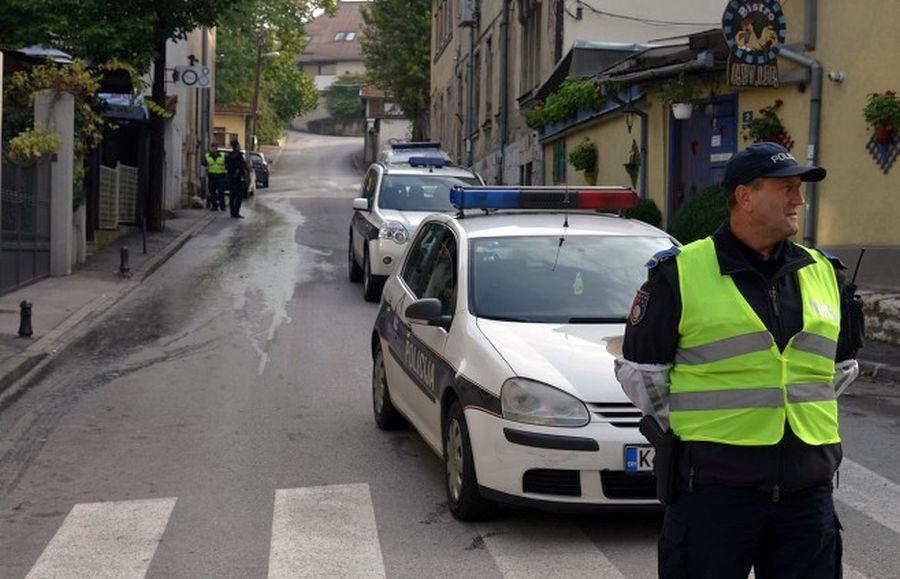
[586,402,642,428]
[522,469,582,497]
[600,470,657,500]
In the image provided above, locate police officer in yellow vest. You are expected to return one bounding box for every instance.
[202,142,227,211]
[617,142,864,578]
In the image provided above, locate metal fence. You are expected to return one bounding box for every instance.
[0,155,52,294]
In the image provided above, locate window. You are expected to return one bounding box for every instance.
[485,38,493,119]
[520,0,542,91]
[345,32,356,41]
[213,127,226,146]
[469,235,671,323]
[553,140,566,183]
[473,51,481,127]
[403,225,445,297]
[362,169,378,207]
[334,32,346,41]
[403,225,457,315]
[377,174,480,212]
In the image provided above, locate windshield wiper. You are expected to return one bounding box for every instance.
[567,317,627,324]
[482,315,536,323]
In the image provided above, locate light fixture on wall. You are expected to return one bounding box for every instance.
[625,111,634,134]
[575,0,583,20]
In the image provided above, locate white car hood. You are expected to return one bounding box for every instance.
[475,319,630,403]
[378,210,438,232]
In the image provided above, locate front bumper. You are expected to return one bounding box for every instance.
[464,408,659,507]
[367,239,407,277]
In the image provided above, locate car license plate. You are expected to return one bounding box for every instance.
[624,445,655,473]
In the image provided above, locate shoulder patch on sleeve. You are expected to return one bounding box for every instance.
[645,246,681,270]
[813,248,848,270]
[628,289,650,326]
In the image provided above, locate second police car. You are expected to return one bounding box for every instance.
[349,142,483,301]
[370,185,675,520]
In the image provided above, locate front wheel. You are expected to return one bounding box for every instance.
[372,346,407,430]
[363,251,383,302]
[444,401,499,521]
[349,234,363,283]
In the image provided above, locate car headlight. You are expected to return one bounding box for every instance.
[379,221,409,244]
[500,378,589,427]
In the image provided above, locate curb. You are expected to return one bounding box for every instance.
[0,212,216,397]
[859,359,900,383]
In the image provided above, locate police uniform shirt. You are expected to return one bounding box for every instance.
[623,220,862,494]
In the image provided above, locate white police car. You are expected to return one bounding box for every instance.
[349,142,482,301]
[370,186,674,520]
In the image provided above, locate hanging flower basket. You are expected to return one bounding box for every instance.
[672,103,693,120]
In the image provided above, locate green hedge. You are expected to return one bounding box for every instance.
[624,198,662,228]
[667,184,728,244]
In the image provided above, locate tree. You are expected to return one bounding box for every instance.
[325,73,366,121]
[215,0,328,144]
[360,0,431,139]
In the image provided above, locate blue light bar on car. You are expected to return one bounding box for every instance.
[408,155,447,168]
[450,186,638,211]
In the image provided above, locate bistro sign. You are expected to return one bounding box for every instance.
[722,0,787,88]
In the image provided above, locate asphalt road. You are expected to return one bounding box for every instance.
[0,131,898,578]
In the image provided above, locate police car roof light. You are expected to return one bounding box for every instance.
[450,186,638,211]
[408,155,448,168]
[391,141,442,150]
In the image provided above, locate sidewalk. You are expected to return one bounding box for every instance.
[0,209,215,394]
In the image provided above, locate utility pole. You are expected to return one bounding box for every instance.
[250,33,263,152]
[249,31,279,152]
[459,0,476,168]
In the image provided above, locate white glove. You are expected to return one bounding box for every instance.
[834,359,859,397]
[614,358,672,430]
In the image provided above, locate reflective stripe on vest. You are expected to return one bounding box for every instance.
[205,153,227,174]
[669,237,841,446]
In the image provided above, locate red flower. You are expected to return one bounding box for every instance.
[887,91,897,97]
[774,99,784,106]
[759,108,766,114]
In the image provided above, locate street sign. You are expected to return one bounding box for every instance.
[172,66,211,88]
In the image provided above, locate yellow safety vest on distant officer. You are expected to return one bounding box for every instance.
[205,152,227,175]
[668,237,841,446]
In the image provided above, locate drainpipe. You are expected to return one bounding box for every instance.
[465,21,475,168]
[780,0,821,245]
[780,48,822,246]
[497,0,510,184]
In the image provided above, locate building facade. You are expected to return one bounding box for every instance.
[295,1,368,131]
[536,0,899,288]
[430,0,723,184]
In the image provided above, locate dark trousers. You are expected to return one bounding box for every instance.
[208,175,226,209]
[228,179,246,217]
[659,484,842,579]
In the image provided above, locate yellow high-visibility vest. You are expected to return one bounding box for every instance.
[205,152,226,175]
[669,237,841,446]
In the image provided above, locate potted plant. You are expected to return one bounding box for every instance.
[863,90,900,143]
[743,99,794,149]
[660,73,696,119]
[623,140,641,189]
[568,137,598,184]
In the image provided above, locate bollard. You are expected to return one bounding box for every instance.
[119,246,130,277]
[18,301,33,338]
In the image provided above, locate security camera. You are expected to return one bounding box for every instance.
[827,71,845,83]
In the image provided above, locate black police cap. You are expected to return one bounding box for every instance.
[724,142,826,193]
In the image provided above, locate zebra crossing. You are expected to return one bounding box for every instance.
[16,465,898,579]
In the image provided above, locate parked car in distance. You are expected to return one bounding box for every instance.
[249,151,269,188]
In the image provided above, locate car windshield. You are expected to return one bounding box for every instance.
[470,234,673,323]
[378,174,480,212]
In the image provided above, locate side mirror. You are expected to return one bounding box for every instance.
[405,298,452,329]
[353,198,369,211]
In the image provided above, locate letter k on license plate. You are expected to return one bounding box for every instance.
[624,445,655,472]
